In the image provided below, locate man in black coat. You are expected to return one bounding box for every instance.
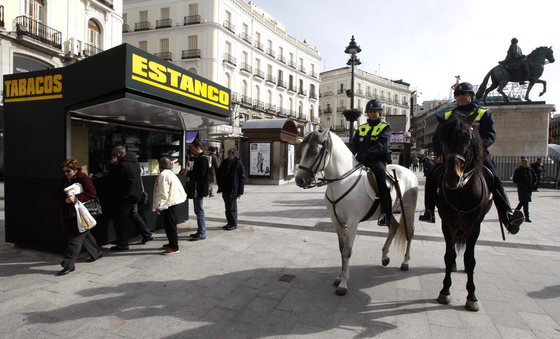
[186,139,209,241]
[109,145,153,251]
[513,158,536,222]
[217,148,245,231]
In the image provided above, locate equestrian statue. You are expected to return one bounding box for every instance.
[476,38,555,102]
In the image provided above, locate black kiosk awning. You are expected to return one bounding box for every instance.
[3,44,231,251]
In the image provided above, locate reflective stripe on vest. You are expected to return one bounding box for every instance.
[358,122,388,140]
[444,108,487,125]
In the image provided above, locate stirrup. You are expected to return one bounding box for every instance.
[378,214,391,226]
[419,210,435,223]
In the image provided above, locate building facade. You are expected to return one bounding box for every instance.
[122,0,321,145]
[0,0,123,93]
[319,67,412,138]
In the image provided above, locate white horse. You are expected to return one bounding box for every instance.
[295,130,418,296]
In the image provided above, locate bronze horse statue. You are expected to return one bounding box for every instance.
[476,46,555,102]
[435,113,493,311]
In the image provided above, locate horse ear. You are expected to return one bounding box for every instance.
[319,127,329,142]
[436,116,446,125]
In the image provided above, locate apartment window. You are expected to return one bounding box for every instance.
[289,52,294,63]
[188,35,198,50]
[326,118,331,126]
[225,41,232,54]
[242,80,247,96]
[299,101,303,114]
[268,40,272,50]
[255,86,260,101]
[161,8,169,19]
[160,38,169,52]
[242,51,248,63]
[279,46,284,57]
[243,23,248,34]
[339,99,344,106]
[27,0,45,23]
[394,94,399,103]
[267,64,272,76]
[140,10,148,23]
[255,58,261,71]
[88,20,101,49]
[139,41,147,51]
[189,4,198,15]
[255,32,261,42]
[278,94,283,109]
[289,75,294,88]
[267,90,272,104]
[278,70,283,81]
[374,88,378,97]
[226,11,232,22]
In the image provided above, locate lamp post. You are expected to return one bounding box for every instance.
[344,35,361,146]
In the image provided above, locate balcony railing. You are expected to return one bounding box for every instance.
[223,20,235,33]
[337,106,346,112]
[182,49,200,59]
[15,16,62,49]
[239,32,251,44]
[122,23,130,33]
[184,15,200,25]
[323,90,333,97]
[266,48,275,58]
[266,75,276,84]
[83,42,102,57]
[309,92,317,100]
[240,95,252,106]
[337,88,345,94]
[310,71,317,78]
[94,0,114,9]
[0,5,4,28]
[277,80,287,88]
[322,107,333,114]
[287,85,297,92]
[298,88,307,96]
[253,69,264,79]
[277,55,285,63]
[135,21,150,31]
[253,100,265,111]
[254,40,264,51]
[240,62,252,73]
[231,92,239,103]
[155,52,172,61]
[265,104,277,113]
[223,53,236,66]
[288,60,297,69]
[298,65,306,74]
[156,18,172,29]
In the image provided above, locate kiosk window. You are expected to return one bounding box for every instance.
[71,120,183,176]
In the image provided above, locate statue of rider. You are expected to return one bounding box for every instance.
[499,38,530,83]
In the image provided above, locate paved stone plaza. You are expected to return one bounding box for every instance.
[1,173,560,338]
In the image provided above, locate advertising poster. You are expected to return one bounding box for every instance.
[250,142,271,176]
[287,144,295,176]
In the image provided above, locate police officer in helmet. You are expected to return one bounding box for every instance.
[419,82,524,234]
[350,99,392,226]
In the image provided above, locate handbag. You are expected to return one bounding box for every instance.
[74,200,97,233]
[185,180,196,199]
[83,198,103,217]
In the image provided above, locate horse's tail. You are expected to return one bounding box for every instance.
[475,70,492,100]
[455,231,466,253]
[394,185,418,253]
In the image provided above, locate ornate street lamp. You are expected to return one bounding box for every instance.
[344,35,362,145]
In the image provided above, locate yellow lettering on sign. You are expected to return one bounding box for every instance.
[19,79,26,96]
[44,75,53,94]
[35,77,44,95]
[208,86,219,102]
[167,68,181,88]
[219,91,229,105]
[179,74,194,93]
[4,80,11,97]
[27,77,36,95]
[132,54,148,77]
[194,80,207,97]
[53,74,62,93]
[148,61,167,83]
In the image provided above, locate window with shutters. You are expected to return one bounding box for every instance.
[139,41,147,51]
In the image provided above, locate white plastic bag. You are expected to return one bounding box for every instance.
[74,200,97,232]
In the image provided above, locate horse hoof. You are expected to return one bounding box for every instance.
[335,287,347,296]
[333,279,341,287]
[382,258,390,266]
[465,299,479,312]
[400,263,409,271]
[437,293,451,305]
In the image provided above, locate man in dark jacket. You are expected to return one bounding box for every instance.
[350,99,392,226]
[531,158,544,191]
[186,139,209,241]
[418,82,524,234]
[513,158,535,222]
[217,148,245,231]
[109,145,153,251]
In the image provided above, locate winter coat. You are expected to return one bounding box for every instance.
[108,153,142,204]
[350,118,392,163]
[153,169,187,209]
[513,166,535,202]
[187,152,209,197]
[217,157,245,197]
[53,170,97,235]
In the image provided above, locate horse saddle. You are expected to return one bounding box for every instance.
[361,168,397,222]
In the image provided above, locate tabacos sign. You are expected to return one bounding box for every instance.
[4,74,63,103]
[131,53,230,111]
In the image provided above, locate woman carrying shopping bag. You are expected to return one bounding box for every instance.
[53,158,103,276]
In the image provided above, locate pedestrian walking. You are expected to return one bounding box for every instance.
[513,158,536,222]
[217,148,245,231]
[53,158,103,276]
[153,157,187,254]
[108,145,153,251]
[207,147,220,197]
[186,139,209,241]
[531,158,544,191]
[411,156,419,171]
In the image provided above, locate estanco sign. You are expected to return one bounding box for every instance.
[130,53,230,111]
[4,74,63,103]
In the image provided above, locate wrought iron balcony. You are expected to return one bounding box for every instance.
[309,92,317,100]
[277,80,286,88]
[155,52,172,61]
[288,60,297,69]
[156,18,172,29]
[337,106,346,112]
[254,40,264,51]
[122,23,130,33]
[94,0,113,9]
[253,69,265,79]
[266,48,275,58]
[323,90,333,97]
[231,92,240,103]
[223,20,235,33]
[182,49,200,59]
[240,62,252,73]
[298,88,307,96]
[298,65,306,74]
[83,43,102,57]
[266,75,276,84]
[277,55,285,63]
[240,95,253,106]
[239,32,252,44]
[135,21,150,31]
[287,85,297,92]
[184,15,200,25]
[223,53,236,66]
[15,16,62,49]
[337,88,345,94]
[253,100,265,111]
[310,71,318,78]
[265,104,277,113]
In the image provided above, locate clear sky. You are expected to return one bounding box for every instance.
[251,0,560,107]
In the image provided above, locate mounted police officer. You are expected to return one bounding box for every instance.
[419,82,524,234]
[350,99,392,226]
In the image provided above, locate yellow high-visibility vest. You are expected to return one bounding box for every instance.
[444,108,487,125]
[358,122,389,141]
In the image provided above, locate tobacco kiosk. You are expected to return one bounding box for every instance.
[3,44,230,252]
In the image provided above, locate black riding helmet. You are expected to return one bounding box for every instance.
[365,99,383,111]
[454,82,475,96]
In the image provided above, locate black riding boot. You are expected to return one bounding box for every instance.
[493,180,524,234]
[419,166,439,223]
[378,190,393,226]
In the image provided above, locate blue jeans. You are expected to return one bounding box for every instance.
[116,202,152,246]
[193,196,206,237]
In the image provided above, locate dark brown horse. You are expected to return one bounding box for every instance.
[435,113,493,311]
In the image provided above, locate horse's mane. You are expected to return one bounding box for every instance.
[301,130,332,160]
[440,114,484,168]
[527,46,550,59]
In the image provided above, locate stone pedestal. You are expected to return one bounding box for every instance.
[487,103,556,156]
